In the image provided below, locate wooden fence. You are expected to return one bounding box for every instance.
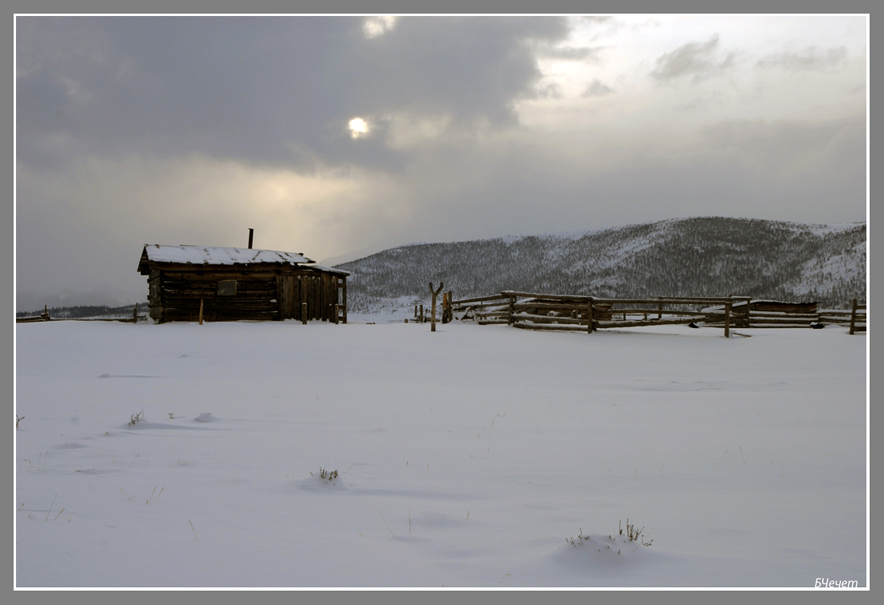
[447,293,513,325]
[16,305,145,324]
[848,298,867,335]
[450,292,867,337]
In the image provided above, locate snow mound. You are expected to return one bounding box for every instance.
[296,470,348,492]
[194,412,216,423]
[123,421,192,431]
[554,530,655,569]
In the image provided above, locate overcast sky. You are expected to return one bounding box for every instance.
[15,14,867,309]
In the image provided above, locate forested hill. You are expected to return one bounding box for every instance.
[335,217,866,313]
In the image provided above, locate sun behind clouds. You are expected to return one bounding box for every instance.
[348,117,370,139]
[363,15,397,39]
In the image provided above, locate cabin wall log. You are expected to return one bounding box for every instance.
[322,273,331,321]
[299,276,307,321]
[316,274,323,321]
[314,275,321,320]
[142,262,347,323]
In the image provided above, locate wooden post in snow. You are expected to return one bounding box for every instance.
[442,291,453,324]
[723,300,731,338]
[429,282,444,332]
[849,298,858,335]
[199,299,204,325]
[586,297,594,334]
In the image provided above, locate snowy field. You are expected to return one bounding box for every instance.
[14,316,867,589]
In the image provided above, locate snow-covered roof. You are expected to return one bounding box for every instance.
[306,264,350,276]
[139,244,315,270]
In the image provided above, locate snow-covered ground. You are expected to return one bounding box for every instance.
[14,317,867,589]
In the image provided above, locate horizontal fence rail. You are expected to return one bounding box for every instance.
[450,292,867,337]
[16,305,146,324]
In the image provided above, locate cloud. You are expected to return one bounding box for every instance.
[536,83,564,99]
[362,15,397,39]
[578,16,614,25]
[537,45,604,62]
[756,46,848,71]
[695,117,865,183]
[574,15,626,41]
[581,79,614,97]
[650,34,735,83]
[16,16,570,175]
[15,152,413,308]
[357,111,866,251]
[14,15,867,309]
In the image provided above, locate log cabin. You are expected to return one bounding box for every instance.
[137,244,348,324]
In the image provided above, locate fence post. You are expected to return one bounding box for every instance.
[737,297,750,328]
[849,298,858,335]
[724,300,731,338]
[442,291,453,324]
[301,302,307,325]
[429,282,444,332]
[199,299,204,325]
[507,294,515,325]
[587,298,594,334]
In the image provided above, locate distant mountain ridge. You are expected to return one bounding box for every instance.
[335,217,866,313]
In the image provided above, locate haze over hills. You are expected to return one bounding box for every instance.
[334,217,867,314]
[18,217,866,319]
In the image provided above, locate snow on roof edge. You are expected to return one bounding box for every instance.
[308,264,350,276]
[142,244,315,266]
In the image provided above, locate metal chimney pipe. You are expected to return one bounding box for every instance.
[248,228,254,249]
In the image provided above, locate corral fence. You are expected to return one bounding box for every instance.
[450,292,867,337]
[16,305,146,324]
[848,298,867,335]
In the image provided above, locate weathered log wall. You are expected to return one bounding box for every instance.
[146,266,346,324]
[149,269,279,322]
